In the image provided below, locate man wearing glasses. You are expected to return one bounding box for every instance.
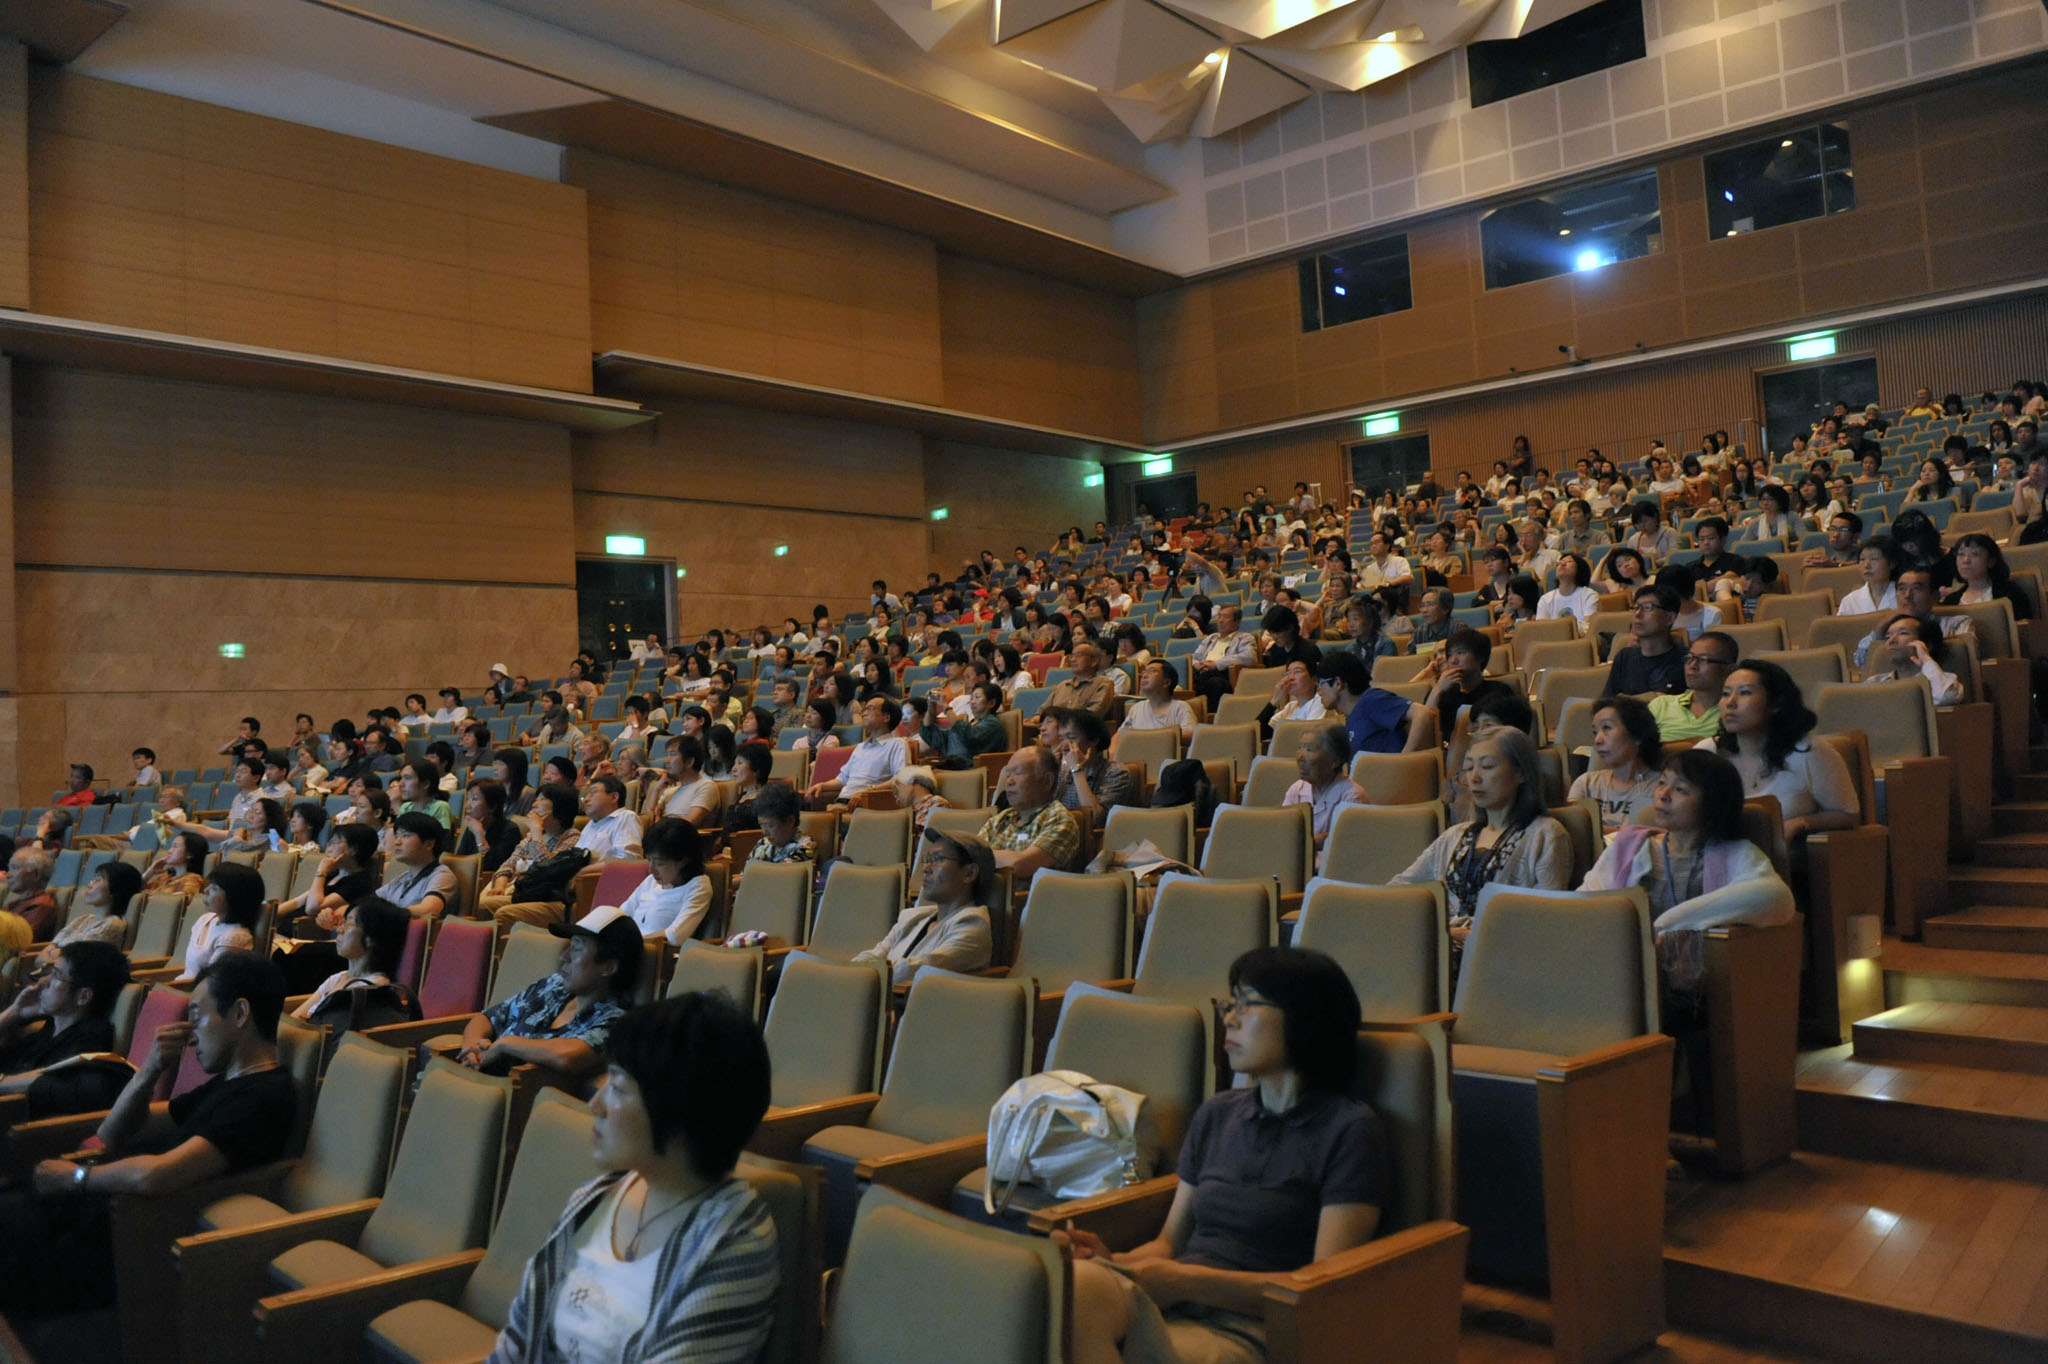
[0,942,131,1116]
[1604,584,1689,697]
[1648,632,1739,742]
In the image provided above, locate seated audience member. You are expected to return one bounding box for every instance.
[175,756,266,844]
[1259,604,1323,671]
[1852,565,1971,672]
[289,895,413,1025]
[29,807,75,855]
[1422,627,1513,736]
[1061,946,1381,1364]
[283,801,326,855]
[453,906,636,1086]
[489,992,779,1364]
[807,697,910,807]
[1805,510,1863,569]
[1049,707,1136,827]
[1391,729,1571,937]
[743,782,816,874]
[1943,532,2033,618]
[1569,696,1665,835]
[1736,556,1783,620]
[0,941,132,1114]
[283,821,380,938]
[518,691,581,746]
[41,861,140,958]
[218,798,287,854]
[174,862,266,984]
[1649,630,1738,741]
[1838,537,1901,616]
[491,747,536,818]
[143,830,214,897]
[55,764,97,808]
[1660,563,1722,635]
[981,746,1081,876]
[573,732,615,789]
[360,726,404,775]
[1317,652,1430,756]
[215,715,264,758]
[131,747,161,788]
[1258,660,1327,735]
[1624,500,1678,565]
[1473,546,1515,609]
[854,830,997,987]
[1861,614,1964,705]
[614,818,715,947]
[1116,660,1197,750]
[0,951,296,1316]
[482,785,582,923]
[1605,584,1688,696]
[257,752,296,802]
[1581,747,1795,1012]
[1593,545,1652,596]
[649,735,721,828]
[791,700,841,754]
[453,779,520,874]
[1284,723,1366,867]
[368,811,454,917]
[1045,640,1119,720]
[1715,661,1860,840]
[1407,587,1457,651]
[1536,553,1600,622]
[721,743,774,833]
[432,688,469,725]
[575,776,645,863]
[4,849,59,943]
[1187,603,1257,708]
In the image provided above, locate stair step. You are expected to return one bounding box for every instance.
[1993,802,2048,836]
[1797,1046,2048,1177]
[1947,865,2048,910]
[1853,1001,2048,1074]
[1924,906,2048,954]
[1884,937,2048,1008]
[2011,773,2048,802]
[1971,835,2048,869]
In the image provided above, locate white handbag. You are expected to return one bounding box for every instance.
[984,1069,1155,1215]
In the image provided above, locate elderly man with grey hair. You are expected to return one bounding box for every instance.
[979,745,1081,877]
[3,849,59,944]
[1282,723,1368,867]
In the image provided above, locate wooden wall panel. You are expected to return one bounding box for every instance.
[13,367,577,584]
[0,358,15,700]
[0,40,26,310]
[936,255,1142,442]
[11,569,576,806]
[922,440,1109,574]
[570,150,946,408]
[1140,67,2048,448]
[26,72,592,392]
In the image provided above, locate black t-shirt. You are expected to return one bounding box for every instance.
[1262,637,1322,670]
[327,868,375,907]
[166,1068,296,1172]
[1435,679,1512,737]
[1606,644,1687,696]
[455,819,522,875]
[0,1016,114,1076]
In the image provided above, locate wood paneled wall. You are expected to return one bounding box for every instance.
[937,255,1143,443]
[1141,66,2048,448]
[0,41,26,311]
[923,440,1108,573]
[571,150,946,408]
[13,368,576,584]
[26,72,593,392]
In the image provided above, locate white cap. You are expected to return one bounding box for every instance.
[490,663,510,676]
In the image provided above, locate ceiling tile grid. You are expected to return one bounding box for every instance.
[1194,0,2048,268]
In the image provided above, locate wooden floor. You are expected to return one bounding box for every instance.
[1666,1152,2048,1336]
[1458,1283,1843,1364]
[1797,1044,2048,1120]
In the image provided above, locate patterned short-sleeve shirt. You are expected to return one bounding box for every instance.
[979,801,1081,872]
[484,973,629,1055]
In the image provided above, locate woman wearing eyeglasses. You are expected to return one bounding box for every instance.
[851,830,995,986]
[1061,946,1381,1364]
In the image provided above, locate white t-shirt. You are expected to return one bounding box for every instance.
[617,873,714,946]
[1119,698,1196,738]
[432,706,470,725]
[550,1179,664,1364]
[1837,583,1898,616]
[1536,586,1601,622]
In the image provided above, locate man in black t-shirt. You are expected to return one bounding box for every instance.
[0,942,131,1118]
[0,951,296,1314]
[1423,628,1513,739]
[1605,583,1688,697]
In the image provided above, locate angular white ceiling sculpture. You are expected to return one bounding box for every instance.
[871,0,1606,139]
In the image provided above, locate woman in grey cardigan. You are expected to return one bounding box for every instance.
[1390,729,1571,940]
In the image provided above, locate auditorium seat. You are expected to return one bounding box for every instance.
[1132,875,1276,1006]
[1293,879,1449,1020]
[1815,680,1950,936]
[665,939,765,1017]
[805,863,906,962]
[1320,803,1444,885]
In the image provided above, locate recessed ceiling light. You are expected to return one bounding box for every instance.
[1204,51,1223,64]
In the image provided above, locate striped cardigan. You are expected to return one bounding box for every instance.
[489,1170,780,1364]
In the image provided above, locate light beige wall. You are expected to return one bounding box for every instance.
[922,440,1107,575]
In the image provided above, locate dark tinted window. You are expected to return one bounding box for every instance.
[1705,123,1854,238]
[1298,235,1412,332]
[1467,0,1646,108]
[1480,169,1662,290]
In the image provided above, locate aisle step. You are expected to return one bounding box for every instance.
[1924,905,2048,955]
[1852,1001,2048,1075]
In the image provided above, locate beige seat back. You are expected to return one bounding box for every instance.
[1753,646,1848,699]
[1805,610,1886,656]
[1114,726,1181,784]
[108,981,148,1055]
[131,892,188,959]
[1187,724,1260,781]
[1371,652,1432,684]
[258,852,297,904]
[1045,985,1213,1175]
[1197,803,1313,894]
[923,806,994,841]
[1296,879,1448,1019]
[1816,678,1939,762]
[1266,718,1328,761]
[280,1032,407,1212]
[1533,666,1611,722]
[1209,693,1267,727]
[808,863,907,961]
[1240,756,1298,808]
[1101,805,1193,866]
[1547,801,1602,884]
[931,767,987,808]
[1517,638,1596,680]
[1508,617,1578,651]
[870,970,1032,1144]
[1348,751,1443,805]
[276,1016,325,1158]
[728,861,813,945]
[1133,876,1277,1004]
[1321,803,1444,885]
[1938,598,2018,657]
[1754,591,1836,650]
[487,924,563,1009]
[357,1059,510,1267]
[1354,1018,1456,1231]
[842,808,913,869]
[1232,666,1287,696]
[1801,566,1863,606]
[456,1089,595,1329]
[438,854,482,918]
[286,853,322,901]
[1713,620,1787,656]
[1007,871,1134,991]
[823,1186,1067,1364]
[667,940,767,1017]
[738,1154,824,1364]
[763,951,890,1109]
[1453,887,1655,1055]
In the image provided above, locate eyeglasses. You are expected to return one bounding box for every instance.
[1684,654,1733,667]
[1221,992,1276,1019]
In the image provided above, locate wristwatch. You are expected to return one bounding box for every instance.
[72,1163,89,1191]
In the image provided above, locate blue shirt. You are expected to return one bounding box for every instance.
[1346,688,1413,755]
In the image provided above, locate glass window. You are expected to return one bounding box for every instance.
[1479,169,1662,291]
[1467,0,1646,108]
[1299,235,1412,332]
[1704,123,1854,238]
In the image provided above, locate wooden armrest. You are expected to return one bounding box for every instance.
[131,965,189,986]
[8,1110,110,1166]
[1543,1032,1671,1080]
[358,1014,483,1052]
[1264,1220,1470,1364]
[175,1199,382,1357]
[854,1133,989,1206]
[1024,1174,1180,1250]
[1278,891,1304,920]
[0,1093,27,1133]
[254,1249,486,1364]
[126,955,172,973]
[747,1094,882,1161]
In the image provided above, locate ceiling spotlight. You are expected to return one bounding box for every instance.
[1374,30,1399,41]
[1780,139,1794,148]
[1204,51,1223,64]
[1558,228,1571,236]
